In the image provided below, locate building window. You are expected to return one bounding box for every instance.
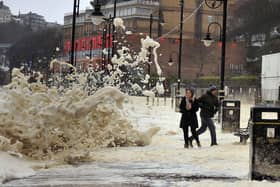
[132,8,136,15]
[208,16,213,24]
[120,9,124,17]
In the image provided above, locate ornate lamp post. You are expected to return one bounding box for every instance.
[168,51,179,67]
[178,0,184,93]
[91,0,117,58]
[70,0,80,66]
[90,0,105,25]
[112,0,117,58]
[202,22,222,47]
[89,40,93,59]
[202,0,228,100]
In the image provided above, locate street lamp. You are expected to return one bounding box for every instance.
[75,42,78,67]
[203,0,228,99]
[107,15,112,63]
[202,22,222,47]
[168,57,174,67]
[70,0,80,66]
[112,0,117,58]
[90,0,105,25]
[149,9,166,39]
[168,51,179,67]
[54,47,60,60]
[55,47,60,52]
[89,40,93,59]
[202,32,214,47]
[102,27,107,67]
[91,0,117,58]
[99,17,114,67]
[177,0,184,93]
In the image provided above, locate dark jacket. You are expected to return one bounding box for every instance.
[197,91,219,118]
[179,97,199,129]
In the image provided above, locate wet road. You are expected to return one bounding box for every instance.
[3,162,243,187]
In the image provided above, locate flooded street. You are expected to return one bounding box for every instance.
[2,97,256,187]
[2,0,280,186]
[3,162,241,187]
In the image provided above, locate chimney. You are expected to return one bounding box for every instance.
[0,1,3,7]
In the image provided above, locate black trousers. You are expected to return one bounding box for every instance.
[182,125,200,145]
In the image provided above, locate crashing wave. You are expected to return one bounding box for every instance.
[0,69,160,162]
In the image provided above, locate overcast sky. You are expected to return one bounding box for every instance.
[5,0,92,24]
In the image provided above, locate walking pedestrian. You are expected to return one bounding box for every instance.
[179,87,201,148]
[190,85,219,146]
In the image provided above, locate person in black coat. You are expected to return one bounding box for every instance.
[179,87,201,148]
[190,85,219,146]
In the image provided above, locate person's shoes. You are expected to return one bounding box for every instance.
[211,143,218,146]
[184,144,189,149]
[197,142,201,148]
[189,140,193,148]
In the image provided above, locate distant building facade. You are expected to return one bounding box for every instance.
[18,12,47,31]
[0,1,60,31]
[62,0,247,79]
[63,0,160,61]
[63,0,237,40]
[0,1,12,23]
[46,22,61,29]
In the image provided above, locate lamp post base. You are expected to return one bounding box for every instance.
[218,89,225,123]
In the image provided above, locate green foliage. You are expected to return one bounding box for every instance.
[230,0,280,37]
[230,75,258,81]
[0,22,31,43]
[229,75,259,87]
[197,76,219,80]
[229,0,280,74]
[194,76,219,87]
[165,75,177,86]
[7,28,63,74]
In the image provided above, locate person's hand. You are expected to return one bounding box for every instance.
[186,103,192,110]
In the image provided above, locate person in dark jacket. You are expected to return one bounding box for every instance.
[190,85,219,146]
[179,87,201,148]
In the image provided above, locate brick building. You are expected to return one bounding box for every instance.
[63,0,234,40]
[63,0,246,80]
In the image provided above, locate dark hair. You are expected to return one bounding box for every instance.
[209,85,218,92]
[185,87,195,97]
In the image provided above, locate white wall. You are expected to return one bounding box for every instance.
[262,53,280,101]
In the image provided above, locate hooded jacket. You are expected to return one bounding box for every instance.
[197,91,219,118]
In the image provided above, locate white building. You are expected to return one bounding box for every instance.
[261,52,280,102]
[19,12,47,31]
[0,1,12,23]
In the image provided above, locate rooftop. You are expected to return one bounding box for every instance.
[64,0,159,17]
[0,1,9,9]
[20,11,44,18]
